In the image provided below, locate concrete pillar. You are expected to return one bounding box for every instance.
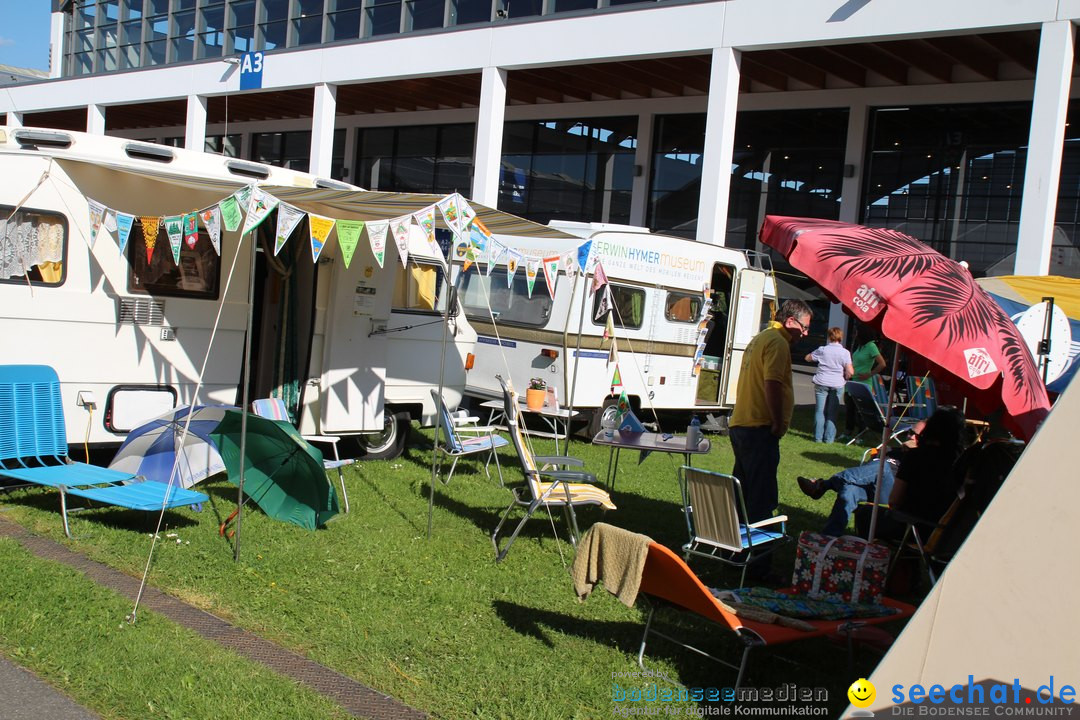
[87,104,106,135]
[185,94,207,152]
[830,102,870,330]
[696,47,741,246]
[1016,20,1075,276]
[49,10,64,79]
[471,66,508,207]
[310,83,338,178]
[629,112,654,227]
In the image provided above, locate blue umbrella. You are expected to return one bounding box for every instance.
[110,405,230,489]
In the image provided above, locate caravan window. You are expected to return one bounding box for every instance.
[593,282,645,329]
[0,206,67,286]
[459,267,552,327]
[665,291,702,323]
[392,261,450,314]
[126,220,220,300]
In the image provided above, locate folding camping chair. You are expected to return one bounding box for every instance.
[845,380,920,447]
[0,365,208,537]
[430,389,507,486]
[905,374,938,421]
[679,466,789,587]
[251,397,354,513]
[491,375,615,563]
[635,539,915,688]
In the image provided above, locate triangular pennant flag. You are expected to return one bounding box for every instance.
[199,206,222,255]
[116,213,135,255]
[577,239,592,272]
[460,240,477,273]
[616,388,630,415]
[182,212,199,249]
[273,202,306,256]
[140,216,160,263]
[607,336,618,367]
[389,215,411,269]
[233,185,252,212]
[412,205,437,253]
[604,311,615,341]
[458,196,477,233]
[103,209,117,234]
[163,215,184,265]
[487,240,506,277]
[308,214,337,263]
[591,259,609,296]
[241,187,279,237]
[87,198,106,248]
[611,365,624,394]
[335,219,365,268]
[219,196,242,232]
[525,257,539,298]
[436,194,460,234]
[506,253,519,287]
[561,249,578,281]
[594,284,613,321]
[469,225,489,273]
[541,255,559,300]
[366,219,389,269]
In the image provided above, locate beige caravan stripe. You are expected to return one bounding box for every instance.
[470,321,695,358]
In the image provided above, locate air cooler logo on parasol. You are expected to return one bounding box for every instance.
[964,348,998,379]
[853,284,881,314]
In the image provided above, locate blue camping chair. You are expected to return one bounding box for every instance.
[0,365,208,537]
[845,380,920,448]
[905,375,938,421]
[430,390,507,486]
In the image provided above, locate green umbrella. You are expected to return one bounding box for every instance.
[210,410,340,530]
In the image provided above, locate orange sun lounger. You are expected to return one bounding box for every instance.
[636,541,916,687]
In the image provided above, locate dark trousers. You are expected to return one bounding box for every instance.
[729,425,780,523]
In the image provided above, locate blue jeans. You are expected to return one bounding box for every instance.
[822,459,896,536]
[729,425,780,524]
[813,383,844,443]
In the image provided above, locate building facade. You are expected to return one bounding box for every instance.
[5,0,1080,279]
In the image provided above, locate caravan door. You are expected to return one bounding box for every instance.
[318,252,393,433]
[718,268,768,408]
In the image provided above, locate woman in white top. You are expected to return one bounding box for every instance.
[806,326,854,443]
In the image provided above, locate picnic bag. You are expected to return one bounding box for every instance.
[791,531,889,604]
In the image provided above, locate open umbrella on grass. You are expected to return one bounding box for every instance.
[111,406,339,530]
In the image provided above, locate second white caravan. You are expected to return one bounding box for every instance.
[455,222,776,433]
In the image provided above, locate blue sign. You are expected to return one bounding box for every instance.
[239,51,264,90]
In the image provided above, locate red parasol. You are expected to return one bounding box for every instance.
[760,216,1050,441]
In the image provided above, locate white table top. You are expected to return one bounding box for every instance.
[480,399,580,420]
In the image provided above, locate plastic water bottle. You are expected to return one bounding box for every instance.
[686,416,702,449]
[601,412,616,440]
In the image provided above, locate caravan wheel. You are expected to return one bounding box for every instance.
[359,411,411,461]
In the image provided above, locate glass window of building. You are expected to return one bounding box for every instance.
[162,134,242,158]
[252,129,347,179]
[0,206,67,287]
[406,0,444,31]
[499,117,636,226]
[366,0,403,37]
[1052,104,1080,277]
[294,0,326,46]
[229,0,257,53]
[648,114,704,238]
[171,10,197,62]
[863,103,1033,277]
[260,0,289,49]
[554,0,595,11]
[328,0,363,40]
[146,13,169,66]
[507,0,542,18]
[355,123,474,193]
[451,0,491,25]
[123,0,142,19]
[199,4,226,59]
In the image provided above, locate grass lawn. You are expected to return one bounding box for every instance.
[0,405,914,718]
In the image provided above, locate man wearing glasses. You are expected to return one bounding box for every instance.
[728,299,813,581]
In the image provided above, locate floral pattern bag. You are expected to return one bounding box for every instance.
[791,531,890,604]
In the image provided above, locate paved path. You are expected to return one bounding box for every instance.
[0,519,426,720]
[0,655,101,720]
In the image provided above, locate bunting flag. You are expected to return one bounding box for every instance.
[506,253,519,287]
[199,206,222,255]
[525,257,539,298]
[436,194,460,235]
[412,206,438,255]
[595,284,613,321]
[233,185,252,212]
[87,198,106,248]
[604,311,615,342]
[591,259,609,296]
[616,388,631,415]
[459,196,478,234]
[241,187,279,237]
[366,219,389,268]
[116,213,135,255]
[561,249,578,281]
[577,239,593,272]
[607,336,618,367]
[487,240,506,276]
[163,215,184,265]
[611,365,623,394]
[182,212,199,249]
[335,219,364,268]
[140,216,160,263]
[219,196,242,232]
[469,224,489,273]
[308,214,337,263]
[461,241,477,273]
[390,215,411,269]
[541,255,559,300]
[273,202,306,256]
[103,210,117,235]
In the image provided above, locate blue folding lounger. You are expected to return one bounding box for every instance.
[0,365,208,537]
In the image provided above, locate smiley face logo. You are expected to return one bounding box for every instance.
[848,678,876,708]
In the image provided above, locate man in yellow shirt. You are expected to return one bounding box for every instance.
[729,299,812,569]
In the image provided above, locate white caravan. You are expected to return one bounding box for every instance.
[0,127,475,459]
[455,222,775,433]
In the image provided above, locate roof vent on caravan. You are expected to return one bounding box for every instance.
[13,129,74,149]
[117,298,165,326]
[226,159,271,180]
[315,177,355,191]
[123,142,175,163]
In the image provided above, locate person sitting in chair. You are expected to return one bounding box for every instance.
[797,407,967,538]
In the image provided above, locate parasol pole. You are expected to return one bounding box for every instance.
[866,349,901,543]
[234,228,258,563]
[564,269,590,457]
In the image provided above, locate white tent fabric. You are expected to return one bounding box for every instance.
[864,377,1079,712]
